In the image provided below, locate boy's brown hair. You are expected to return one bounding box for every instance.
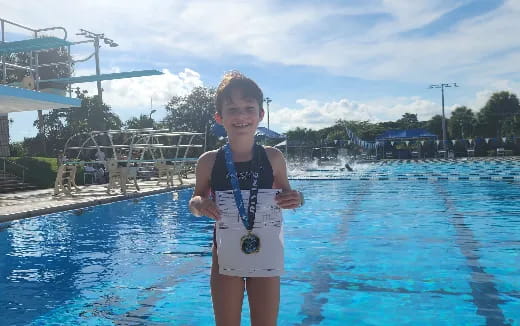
[215,71,264,115]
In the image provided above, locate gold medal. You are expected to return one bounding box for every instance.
[240,231,260,254]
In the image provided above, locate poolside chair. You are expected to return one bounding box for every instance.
[155,159,175,187]
[119,166,140,194]
[53,164,80,195]
[106,159,139,194]
[497,147,505,156]
[106,159,121,194]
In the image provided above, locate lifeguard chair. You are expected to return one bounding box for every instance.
[106,158,140,194]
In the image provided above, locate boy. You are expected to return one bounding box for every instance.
[189,71,303,326]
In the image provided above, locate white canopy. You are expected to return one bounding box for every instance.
[274,140,286,147]
[0,85,81,114]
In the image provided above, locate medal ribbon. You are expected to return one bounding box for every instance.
[223,143,259,231]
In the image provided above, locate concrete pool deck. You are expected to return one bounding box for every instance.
[0,175,195,223]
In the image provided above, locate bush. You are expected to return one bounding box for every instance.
[7,157,57,188]
[8,142,26,157]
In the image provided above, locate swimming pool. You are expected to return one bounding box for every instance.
[1,159,519,325]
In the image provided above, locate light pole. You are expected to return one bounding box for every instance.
[76,29,118,104]
[264,97,272,131]
[429,83,458,158]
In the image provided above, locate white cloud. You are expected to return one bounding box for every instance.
[468,81,520,111]
[4,1,520,140]
[269,83,520,133]
[268,96,443,132]
[77,68,203,111]
[4,0,519,87]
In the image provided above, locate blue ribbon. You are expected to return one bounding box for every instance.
[223,143,259,231]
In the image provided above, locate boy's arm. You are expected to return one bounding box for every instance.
[265,147,303,209]
[189,151,221,220]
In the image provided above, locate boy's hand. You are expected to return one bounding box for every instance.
[190,196,221,220]
[275,190,303,209]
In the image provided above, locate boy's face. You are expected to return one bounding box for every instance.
[215,88,264,137]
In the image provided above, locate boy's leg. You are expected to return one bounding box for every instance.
[246,276,280,326]
[211,247,245,326]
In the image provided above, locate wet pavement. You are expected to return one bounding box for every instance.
[0,175,195,222]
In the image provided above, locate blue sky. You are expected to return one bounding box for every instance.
[3,0,520,141]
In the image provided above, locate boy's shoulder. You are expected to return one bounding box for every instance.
[198,150,219,165]
[262,146,285,165]
[262,145,283,156]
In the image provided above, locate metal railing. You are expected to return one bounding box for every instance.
[0,157,27,183]
[1,17,69,85]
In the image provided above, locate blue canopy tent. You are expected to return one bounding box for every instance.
[376,129,438,159]
[375,128,438,141]
[255,127,285,139]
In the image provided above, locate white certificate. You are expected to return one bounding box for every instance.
[215,189,284,277]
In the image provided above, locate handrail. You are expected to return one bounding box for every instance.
[1,17,69,85]
[1,18,37,34]
[0,157,27,183]
[0,18,67,40]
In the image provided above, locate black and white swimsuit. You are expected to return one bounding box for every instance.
[210,144,274,192]
[210,144,274,246]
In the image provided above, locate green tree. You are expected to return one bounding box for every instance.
[476,91,520,138]
[448,106,476,139]
[426,115,443,138]
[30,108,71,156]
[335,119,385,141]
[163,86,217,149]
[395,113,420,129]
[285,127,320,146]
[125,114,155,129]
[30,91,121,156]
[65,92,122,132]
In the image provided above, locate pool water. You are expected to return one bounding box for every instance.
[292,157,520,181]
[1,160,519,325]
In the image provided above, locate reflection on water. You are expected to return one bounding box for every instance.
[0,162,519,325]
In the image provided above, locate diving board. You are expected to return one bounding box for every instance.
[0,37,73,55]
[40,70,163,84]
[0,85,81,114]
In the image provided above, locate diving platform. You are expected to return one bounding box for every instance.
[0,84,81,114]
[40,70,163,84]
[0,37,72,54]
